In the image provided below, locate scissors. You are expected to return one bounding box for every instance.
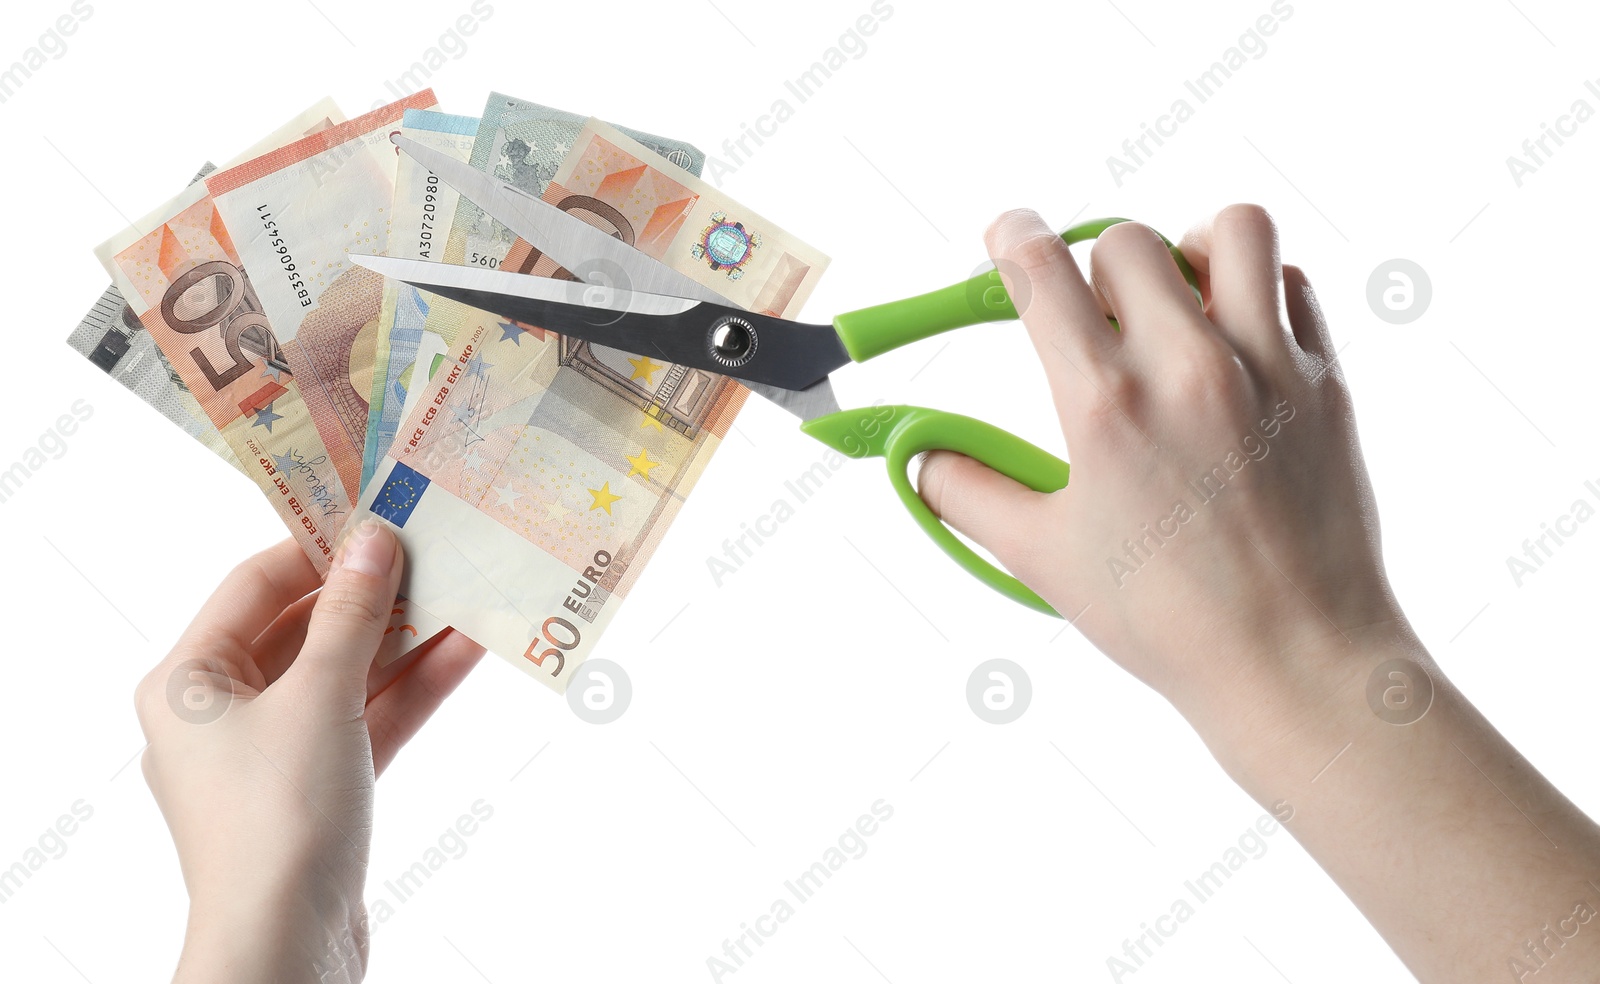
[353,136,1200,615]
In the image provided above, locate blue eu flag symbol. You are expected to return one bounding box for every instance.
[372,462,430,528]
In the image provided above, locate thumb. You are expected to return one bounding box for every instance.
[288,519,404,713]
[916,451,1052,578]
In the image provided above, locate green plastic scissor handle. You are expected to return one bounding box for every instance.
[830,217,1201,361]
[802,405,1070,615]
[802,218,1200,616]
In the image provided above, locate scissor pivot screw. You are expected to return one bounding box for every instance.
[708,316,757,368]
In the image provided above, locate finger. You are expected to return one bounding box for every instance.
[916,450,1052,579]
[134,659,259,738]
[1178,204,1290,358]
[253,598,448,696]
[365,631,485,776]
[1084,271,1118,320]
[283,520,404,717]
[174,538,320,665]
[256,594,435,691]
[367,625,455,700]
[1284,263,1336,365]
[984,209,1122,416]
[1088,220,1212,349]
[251,591,322,685]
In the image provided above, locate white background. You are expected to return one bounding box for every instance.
[1,0,1597,981]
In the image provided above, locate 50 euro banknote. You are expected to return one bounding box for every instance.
[95,98,447,654]
[205,90,439,503]
[353,118,829,692]
[95,105,368,570]
[69,100,350,469]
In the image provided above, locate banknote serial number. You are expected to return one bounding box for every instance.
[416,173,440,258]
[257,205,312,308]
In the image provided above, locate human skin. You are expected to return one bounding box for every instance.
[136,523,483,983]
[916,205,1600,981]
[138,205,1600,983]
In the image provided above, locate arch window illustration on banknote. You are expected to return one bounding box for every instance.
[280,266,384,479]
[555,335,732,441]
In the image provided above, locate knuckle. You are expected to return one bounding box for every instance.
[314,573,392,625]
[915,453,954,518]
[134,653,193,725]
[1216,203,1279,245]
[1169,343,1247,409]
[1092,363,1142,417]
[1092,220,1158,260]
[1087,223,1157,291]
[984,209,1067,285]
[1001,230,1067,274]
[132,672,155,725]
[917,453,987,532]
[984,207,1043,246]
[368,713,401,757]
[226,554,273,595]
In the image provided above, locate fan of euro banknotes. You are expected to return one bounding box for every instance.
[71,90,830,693]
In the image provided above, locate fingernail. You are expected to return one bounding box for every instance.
[334,520,397,577]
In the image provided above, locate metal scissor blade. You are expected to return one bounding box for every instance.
[395,135,841,420]
[350,255,852,394]
[352,254,700,319]
[397,136,721,303]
